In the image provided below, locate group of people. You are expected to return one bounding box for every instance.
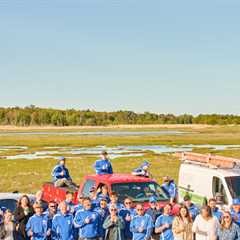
[1,151,240,240]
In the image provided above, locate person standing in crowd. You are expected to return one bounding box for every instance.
[217,211,240,240]
[65,191,75,214]
[74,194,85,215]
[172,205,193,240]
[103,204,125,240]
[231,199,240,226]
[161,176,178,204]
[208,198,222,222]
[2,209,17,240]
[155,203,174,240]
[89,186,99,209]
[44,201,57,239]
[183,195,199,221]
[35,191,48,211]
[51,156,77,189]
[26,202,50,240]
[108,192,124,212]
[130,204,153,240]
[74,197,100,240]
[146,196,162,223]
[14,195,34,240]
[119,197,136,240]
[94,198,110,240]
[132,161,151,178]
[192,205,218,240]
[52,201,74,240]
[97,185,110,204]
[94,151,113,175]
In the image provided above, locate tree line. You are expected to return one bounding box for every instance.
[0,106,239,126]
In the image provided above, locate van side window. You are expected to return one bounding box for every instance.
[212,177,228,204]
[82,179,96,197]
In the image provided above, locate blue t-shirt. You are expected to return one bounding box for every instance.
[155,215,174,240]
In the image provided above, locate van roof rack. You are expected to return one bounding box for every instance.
[178,152,240,169]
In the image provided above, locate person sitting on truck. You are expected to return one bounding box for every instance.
[119,197,136,240]
[26,202,51,240]
[231,199,240,226]
[94,151,113,175]
[73,197,100,240]
[161,176,178,204]
[132,161,151,178]
[96,184,110,204]
[51,156,77,190]
[108,192,124,212]
[130,203,153,240]
[52,201,74,240]
[183,195,199,221]
[208,198,223,222]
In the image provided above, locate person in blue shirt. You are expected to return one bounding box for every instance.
[74,197,100,240]
[96,184,110,204]
[26,202,51,240]
[146,196,162,223]
[108,192,124,212]
[94,151,113,175]
[208,198,222,222]
[119,197,136,240]
[52,201,74,240]
[43,201,58,239]
[64,191,75,214]
[132,161,151,178]
[155,203,174,240]
[161,176,178,204]
[74,194,85,216]
[183,195,199,221]
[130,204,153,240]
[51,156,77,189]
[231,199,240,226]
[94,198,110,240]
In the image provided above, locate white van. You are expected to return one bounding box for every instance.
[178,152,240,209]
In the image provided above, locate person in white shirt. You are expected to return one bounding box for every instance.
[192,205,219,240]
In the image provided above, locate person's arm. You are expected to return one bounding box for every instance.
[25,218,33,237]
[73,212,86,228]
[172,217,184,234]
[94,160,104,174]
[103,216,115,229]
[145,217,153,240]
[109,162,113,174]
[52,166,62,179]
[65,168,72,181]
[130,219,140,233]
[116,217,125,229]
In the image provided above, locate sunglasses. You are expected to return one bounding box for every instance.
[125,202,132,204]
[110,209,117,212]
[223,216,230,219]
[137,209,144,211]
[49,205,56,208]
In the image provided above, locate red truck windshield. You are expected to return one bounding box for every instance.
[111,181,169,202]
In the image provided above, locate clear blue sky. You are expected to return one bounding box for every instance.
[0,0,239,115]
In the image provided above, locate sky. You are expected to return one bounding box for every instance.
[0,0,240,115]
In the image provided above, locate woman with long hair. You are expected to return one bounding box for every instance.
[192,205,218,240]
[14,195,34,240]
[172,205,193,240]
[217,211,240,240]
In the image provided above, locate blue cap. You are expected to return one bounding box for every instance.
[141,161,150,168]
[58,156,66,161]
[149,196,157,203]
[232,199,240,205]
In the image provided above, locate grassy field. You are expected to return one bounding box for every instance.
[1,125,240,193]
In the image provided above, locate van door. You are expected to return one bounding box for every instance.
[212,176,228,205]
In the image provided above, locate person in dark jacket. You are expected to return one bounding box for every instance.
[103,204,125,240]
[14,195,34,240]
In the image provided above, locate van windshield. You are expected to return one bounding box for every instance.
[225,176,240,198]
[111,182,169,202]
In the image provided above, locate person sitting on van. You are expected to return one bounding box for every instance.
[231,199,240,226]
[183,195,199,221]
[94,151,113,175]
[51,156,77,189]
[208,198,223,222]
[132,161,151,178]
[161,176,178,204]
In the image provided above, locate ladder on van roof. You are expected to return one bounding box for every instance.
[178,152,240,169]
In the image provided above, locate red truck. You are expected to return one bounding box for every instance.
[42,173,175,210]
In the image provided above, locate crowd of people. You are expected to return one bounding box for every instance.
[0,152,240,240]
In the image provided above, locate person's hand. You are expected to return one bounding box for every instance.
[111,216,117,222]
[164,223,170,229]
[125,214,131,222]
[60,171,64,176]
[85,217,90,224]
[47,229,51,236]
[138,227,144,233]
[29,229,33,237]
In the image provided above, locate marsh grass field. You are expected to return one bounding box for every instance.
[1,124,240,193]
